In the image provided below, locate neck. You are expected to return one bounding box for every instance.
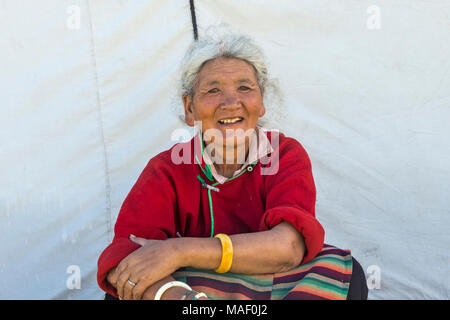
[203,139,250,179]
[200,127,259,178]
[214,163,243,178]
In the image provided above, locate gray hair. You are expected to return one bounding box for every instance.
[177,25,284,128]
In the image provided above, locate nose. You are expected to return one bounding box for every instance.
[220,90,241,109]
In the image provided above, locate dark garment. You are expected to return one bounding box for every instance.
[347,257,369,300]
[105,292,117,300]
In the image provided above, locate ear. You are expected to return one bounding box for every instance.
[182,94,195,127]
[258,87,266,118]
[259,103,266,118]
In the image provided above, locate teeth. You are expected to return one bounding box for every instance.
[219,117,242,124]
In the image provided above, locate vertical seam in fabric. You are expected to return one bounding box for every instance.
[86,1,113,242]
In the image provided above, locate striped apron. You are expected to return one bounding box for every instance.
[173,244,353,300]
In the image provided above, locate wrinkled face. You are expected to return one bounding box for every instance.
[183,57,265,152]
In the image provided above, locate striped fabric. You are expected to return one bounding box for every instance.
[173,244,353,300]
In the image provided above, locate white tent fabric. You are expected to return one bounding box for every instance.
[0,0,448,299]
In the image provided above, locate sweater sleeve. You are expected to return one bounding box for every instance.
[259,139,324,264]
[97,157,177,297]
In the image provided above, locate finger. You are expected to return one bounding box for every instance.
[128,265,152,300]
[129,235,147,246]
[116,269,131,300]
[122,276,136,300]
[132,279,151,300]
[109,267,123,288]
[106,268,117,287]
[112,261,128,295]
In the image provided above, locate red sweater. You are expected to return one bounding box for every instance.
[97,131,325,296]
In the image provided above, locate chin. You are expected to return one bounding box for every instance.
[203,123,257,146]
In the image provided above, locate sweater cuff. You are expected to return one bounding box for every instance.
[259,206,324,264]
[97,238,141,298]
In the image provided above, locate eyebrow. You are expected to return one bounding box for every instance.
[204,80,220,87]
[236,78,257,85]
[203,78,257,87]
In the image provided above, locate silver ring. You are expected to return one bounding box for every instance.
[127,279,137,287]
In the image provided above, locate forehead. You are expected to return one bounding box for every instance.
[196,57,257,85]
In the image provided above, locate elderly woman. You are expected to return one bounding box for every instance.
[97,28,367,300]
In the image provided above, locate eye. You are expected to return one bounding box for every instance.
[238,86,251,91]
[207,88,219,94]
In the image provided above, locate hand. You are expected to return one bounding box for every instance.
[109,235,183,300]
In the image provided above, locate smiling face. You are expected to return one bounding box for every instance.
[183,57,266,153]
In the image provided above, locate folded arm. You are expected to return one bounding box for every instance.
[99,137,323,300]
[107,221,305,300]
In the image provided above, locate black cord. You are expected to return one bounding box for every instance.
[189,0,199,40]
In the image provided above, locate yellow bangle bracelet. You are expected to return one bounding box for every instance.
[214,233,233,273]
